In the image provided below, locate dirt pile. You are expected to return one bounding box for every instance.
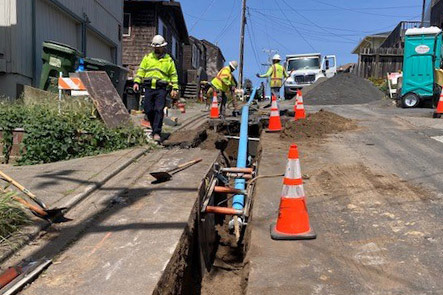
[304,73,385,105]
[281,109,357,141]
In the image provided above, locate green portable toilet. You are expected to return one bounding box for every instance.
[39,41,84,92]
[400,27,442,108]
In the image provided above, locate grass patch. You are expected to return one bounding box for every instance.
[0,189,30,240]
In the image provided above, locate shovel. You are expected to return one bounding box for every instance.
[150,158,202,183]
[0,170,68,222]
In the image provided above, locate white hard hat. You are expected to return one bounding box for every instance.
[229,60,238,70]
[272,54,281,61]
[151,35,168,47]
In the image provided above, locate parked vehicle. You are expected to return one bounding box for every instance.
[399,27,442,108]
[284,53,337,100]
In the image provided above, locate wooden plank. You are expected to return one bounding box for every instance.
[77,71,130,129]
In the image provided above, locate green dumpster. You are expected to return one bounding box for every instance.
[39,41,84,92]
[84,57,128,97]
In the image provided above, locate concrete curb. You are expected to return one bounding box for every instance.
[0,147,150,264]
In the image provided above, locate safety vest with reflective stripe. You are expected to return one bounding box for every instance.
[211,66,235,93]
[260,63,288,88]
[134,52,179,90]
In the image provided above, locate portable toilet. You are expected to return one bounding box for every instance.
[400,26,442,108]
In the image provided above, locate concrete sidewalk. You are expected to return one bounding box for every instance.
[20,147,218,295]
[0,147,149,208]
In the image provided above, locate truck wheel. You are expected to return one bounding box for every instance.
[401,93,420,108]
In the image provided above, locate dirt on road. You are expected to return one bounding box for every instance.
[281,109,357,142]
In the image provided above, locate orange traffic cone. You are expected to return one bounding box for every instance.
[271,144,316,240]
[266,94,282,132]
[209,90,220,119]
[295,90,306,120]
[433,89,443,118]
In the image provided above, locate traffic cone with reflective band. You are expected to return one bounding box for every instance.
[433,89,443,118]
[295,90,306,120]
[266,94,282,132]
[209,90,220,119]
[271,144,316,240]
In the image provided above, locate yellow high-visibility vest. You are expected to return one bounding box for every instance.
[134,52,178,90]
[260,63,288,88]
[211,66,235,93]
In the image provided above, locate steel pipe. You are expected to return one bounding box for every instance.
[206,206,243,216]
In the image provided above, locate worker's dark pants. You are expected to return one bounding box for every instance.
[218,91,228,116]
[271,87,281,99]
[144,88,167,135]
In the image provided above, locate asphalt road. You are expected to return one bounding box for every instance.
[247,100,443,294]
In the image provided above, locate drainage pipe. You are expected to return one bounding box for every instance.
[232,88,257,210]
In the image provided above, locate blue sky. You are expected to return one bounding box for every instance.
[180,0,423,84]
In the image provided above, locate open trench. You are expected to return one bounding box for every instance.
[155,117,264,295]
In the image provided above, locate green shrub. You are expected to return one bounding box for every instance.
[0,99,147,165]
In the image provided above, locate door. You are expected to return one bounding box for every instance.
[322,55,337,78]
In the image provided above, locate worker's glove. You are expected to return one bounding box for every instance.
[133,83,140,92]
[256,73,261,78]
[170,89,178,99]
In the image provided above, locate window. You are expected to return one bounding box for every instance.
[123,13,131,36]
[192,44,200,68]
[158,17,167,38]
[171,35,178,59]
[287,57,320,71]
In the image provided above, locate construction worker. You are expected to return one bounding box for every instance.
[133,35,179,142]
[209,61,238,116]
[256,54,288,99]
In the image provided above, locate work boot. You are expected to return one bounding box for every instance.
[153,134,161,142]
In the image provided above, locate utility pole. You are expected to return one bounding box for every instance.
[238,0,247,90]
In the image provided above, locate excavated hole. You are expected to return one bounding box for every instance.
[154,117,263,295]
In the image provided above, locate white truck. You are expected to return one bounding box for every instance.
[284,53,337,100]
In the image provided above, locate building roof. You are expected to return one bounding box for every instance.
[201,39,225,62]
[351,31,391,54]
[161,1,189,44]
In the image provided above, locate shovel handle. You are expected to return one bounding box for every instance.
[0,170,47,209]
[176,158,203,169]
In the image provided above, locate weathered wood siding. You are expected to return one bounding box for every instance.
[357,48,404,79]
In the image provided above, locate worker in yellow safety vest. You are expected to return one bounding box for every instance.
[209,61,238,116]
[133,35,179,142]
[256,54,288,99]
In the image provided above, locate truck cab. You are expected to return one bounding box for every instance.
[284,53,337,100]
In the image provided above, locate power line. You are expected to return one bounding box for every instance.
[183,12,226,22]
[214,11,240,44]
[310,0,421,18]
[246,23,262,69]
[250,11,357,44]
[248,5,421,12]
[280,0,357,43]
[189,0,217,33]
[274,0,317,51]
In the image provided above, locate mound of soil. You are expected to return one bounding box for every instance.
[304,73,385,105]
[281,109,357,141]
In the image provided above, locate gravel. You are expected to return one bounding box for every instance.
[304,73,385,105]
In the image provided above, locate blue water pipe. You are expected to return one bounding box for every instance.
[232,88,257,210]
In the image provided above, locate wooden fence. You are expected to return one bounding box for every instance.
[356,47,404,79]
